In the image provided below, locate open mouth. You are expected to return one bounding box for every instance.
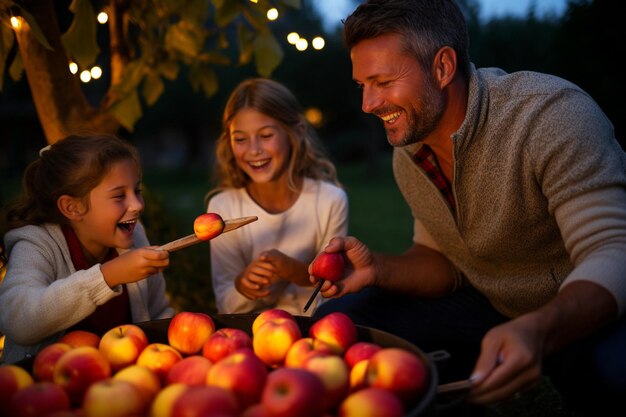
[117,219,137,233]
[380,111,402,124]
[248,159,271,169]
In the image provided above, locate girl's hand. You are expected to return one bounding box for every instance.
[101,246,170,287]
[260,250,310,287]
[235,259,274,299]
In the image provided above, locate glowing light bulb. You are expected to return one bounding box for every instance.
[80,70,92,83]
[10,17,20,29]
[69,62,78,74]
[296,38,308,51]
[267,8,278,21]
[90,66,102,79]
[312,37,325,50]
[287,32,300,45]
[97,12,108,24]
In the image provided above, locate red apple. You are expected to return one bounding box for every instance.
[344,341,382,369]
[309,312,357,355]
[337,387,405,417]
[206,351,269,409]
[303,354,350,411]
[0,364,35,411]
[59,330,100,349]
[9,381,71,417]
[240,403,271,417]
[251,309,296,335]
[366,348,428,407]
[113,364,161,404]
[166,355,212,386]
[349,359,370,391]
[167,311,215,356]
[261,367,325,417]
[52,346,112,406]
[311,252,344,282]
[201,327,253,363]
[150,383,188,417]
[193,213,225,241]
[99,324,148,371]
[171,385,240,417]
[82,378,146,417]
[284,337,334,369]
[252,317,302,368]
[32,342,73,382]
[136,343,183,384]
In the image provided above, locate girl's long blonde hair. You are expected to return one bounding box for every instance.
[205,78,341,205]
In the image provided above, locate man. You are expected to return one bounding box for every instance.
[312,0,626,415]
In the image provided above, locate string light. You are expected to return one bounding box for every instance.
[79,70,92,83]
[10,16,20,29]
[90,66,102,79]
[97,12,108,24]
[295,38,308,51]
[287,32,300,45]
[69,62,78,74]
[312,37,325,50]
[266,8,278,21]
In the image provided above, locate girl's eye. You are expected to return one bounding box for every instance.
[232,137,246,143]
[260,133,273,139]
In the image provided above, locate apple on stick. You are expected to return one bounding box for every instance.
[303,251,345,312]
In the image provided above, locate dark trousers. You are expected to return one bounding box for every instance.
[313,286,626,417]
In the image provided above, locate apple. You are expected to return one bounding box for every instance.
[349,358,370,391]
[150,383,188,417]
[59,330,100,348]
[113,364,161,404]
[206,351,269,409]
[32,342,73,382]
[9,381,71,417]
[99,324,148,371]
[309,312,357,355]
[303,354,350,411]
[284,337,334,369]
[166,355,212,386]
[261,367,325,417]
[82,378,146,417]
[52,346,112,406]
[366,348,428,407]
[344,341,382,369]
[240,403,270,417]
[252,317,302,368]
[171,385,240,417]
[201,327,253,363]
[136,343,183,384]
[167,311,215,356]
[0,364,35,411]
[337,387,405,417]
[310,252,345,282]
[194,213,225,241]
[251,308,296,335]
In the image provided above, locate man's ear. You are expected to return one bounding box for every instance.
[57,195,84,221]
[433,46,457,89]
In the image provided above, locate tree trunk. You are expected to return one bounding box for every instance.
[14,0,120,144]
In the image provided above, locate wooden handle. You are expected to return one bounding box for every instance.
[158,215,258,252]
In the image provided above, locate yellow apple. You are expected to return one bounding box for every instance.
[99,324,149,371]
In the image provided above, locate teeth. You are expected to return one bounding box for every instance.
[381,111,401,123]
[119,219,137,225]
[249,159,270,168]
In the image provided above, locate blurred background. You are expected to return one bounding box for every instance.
[1,0,624,314]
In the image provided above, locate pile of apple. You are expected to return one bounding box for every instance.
[0,309,428,417]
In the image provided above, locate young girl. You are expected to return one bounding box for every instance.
[206,78,349,316]
[0,134,173,364]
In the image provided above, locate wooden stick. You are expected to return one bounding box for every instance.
[437,379,473,394]
[158,216,258,252]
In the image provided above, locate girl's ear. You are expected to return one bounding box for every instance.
[57,195,84,221]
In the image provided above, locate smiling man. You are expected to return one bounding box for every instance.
[311,1,626,416]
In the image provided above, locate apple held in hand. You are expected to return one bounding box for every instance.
[261,367,325,417]
[194,213,225,241]
[309,311,358,355]
[311,251,345,282]
[52,346,112,406]
[337,387,405,417]
[202,327,253,363]
[9,381,71,417]
[0,364,34,411]
[168,311,216,356]
[82,378,146,417]
[366,347,428,407]
[99,324,148,371]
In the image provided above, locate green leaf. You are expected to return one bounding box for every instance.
[189,63,218,97]
[8,49,23,81]
[61,0,100,68]
[213,0,240,28]
[0,23,15,91]
[142,71,164,106]
[164,21,205,59]
[112,60,147,96]
[16,6,53,51]
[109,90,142,132]
[253,31,283,77]
[236,22,254,65]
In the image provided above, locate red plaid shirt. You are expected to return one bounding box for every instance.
[413,144,456,212]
